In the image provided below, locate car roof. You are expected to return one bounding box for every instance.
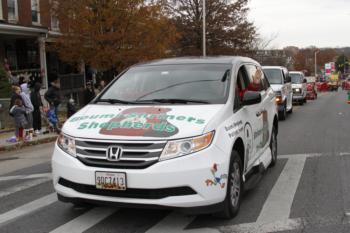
[134,56,259,67]
[262,66,287,70]
[289,71,304,74]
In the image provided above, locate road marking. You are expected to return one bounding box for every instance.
[49,207,117,233]
[0,178,50,198]
[219,218,303,233]
[278,153,322,159]
[257,156,306,223]
[0,193,57,226]
[145,212,220,233]
[0,172,52,182]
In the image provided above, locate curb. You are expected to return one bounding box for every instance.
[0,135,58,152]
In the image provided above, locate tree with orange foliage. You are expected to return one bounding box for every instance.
[51,0,179,71]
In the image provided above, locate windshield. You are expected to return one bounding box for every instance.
[290,73,303,83]
[98,64,230,104]
[263,69,283,84]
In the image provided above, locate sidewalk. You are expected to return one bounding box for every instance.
[0,129,58,152]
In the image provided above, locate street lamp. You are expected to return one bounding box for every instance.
[202,0,206,57]
[314,50,320,78]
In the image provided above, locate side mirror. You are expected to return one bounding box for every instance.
[303,79,307,83]
[286,76,291,83]
[242,91,261,106]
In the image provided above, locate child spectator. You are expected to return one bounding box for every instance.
[47,105,60,134]
[9,99,28,141]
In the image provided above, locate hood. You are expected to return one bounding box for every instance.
[292,83,303,89]
[62,104,224,140]
[20,83,30,95]
[270,84,283,92]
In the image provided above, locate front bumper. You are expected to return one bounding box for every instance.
[292,94,305,101]
[52,143,229,208]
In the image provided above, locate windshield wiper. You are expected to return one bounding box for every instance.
[136,98,210,104]
[96,98,137,104]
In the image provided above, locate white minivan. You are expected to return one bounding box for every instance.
[52,57,279,218]
[263,66,293,120]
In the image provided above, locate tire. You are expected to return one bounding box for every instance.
[269,126,278,167]
[278,104,287,121]
[215,151,243,219]
[300,100,304,105]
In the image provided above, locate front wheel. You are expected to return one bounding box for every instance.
[215,151,242,219]
[269,126,278,167]
[278,104,287,120]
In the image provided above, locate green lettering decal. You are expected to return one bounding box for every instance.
[122,121,133,128]
[165,124,176,133]
[78,122,88,129]
[99,122,109,129]
[88,122,99,129]
[99,114,115,119]
[70,117,79,122]
[196,119,205,124]
[187,117,196,122]
[89,115,100,119]
[144,123,152,129]
[107,122,120,130]
[153,123,166,131]
[133,122,144,129]
[176,116,186,121]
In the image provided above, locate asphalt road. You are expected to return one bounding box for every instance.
[1,90,350,233]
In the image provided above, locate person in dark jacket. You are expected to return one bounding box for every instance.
[44,78,62,115]
[84,82,95,105]
[30,82,43,134]
[66,98,76,118]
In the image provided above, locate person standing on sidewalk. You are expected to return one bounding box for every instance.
[84,81,95,105]
[20,83,34,140]
[44,78,62,116]
[30,82,43,135]
[9,99,28,141]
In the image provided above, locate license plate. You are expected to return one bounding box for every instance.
[95,172,126,190]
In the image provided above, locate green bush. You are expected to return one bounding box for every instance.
[0,65,12,98]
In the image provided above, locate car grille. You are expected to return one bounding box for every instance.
[58,178,196,199]
[75,139,166,169]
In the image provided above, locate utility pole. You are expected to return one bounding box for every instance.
[202,0,206,57]
[315,50,320,78]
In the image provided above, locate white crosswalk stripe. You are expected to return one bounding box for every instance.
[0,193,57,226]
[0,177,50,198]
[49,207,117,233]
[257,156,306,223]
[0,173,52,182]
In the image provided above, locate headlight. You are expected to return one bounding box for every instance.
[294,88,301,92]
[275,95,282,103]
[57,133,76,157]
[159,131,214,161]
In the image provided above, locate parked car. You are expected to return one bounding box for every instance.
[316,81,329,92]
[306,82,317,100]
[342,78,350,90]
[52,57,279,219]
[290,71,307,105]
[263,66,293,120]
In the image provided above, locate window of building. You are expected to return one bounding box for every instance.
[7,0,18,21]
[31,0,40,24]
[51,15,59,31]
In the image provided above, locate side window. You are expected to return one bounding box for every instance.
[234,67,247,111]
[245,65,265,92]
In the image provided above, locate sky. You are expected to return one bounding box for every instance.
[248,0,350,49]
